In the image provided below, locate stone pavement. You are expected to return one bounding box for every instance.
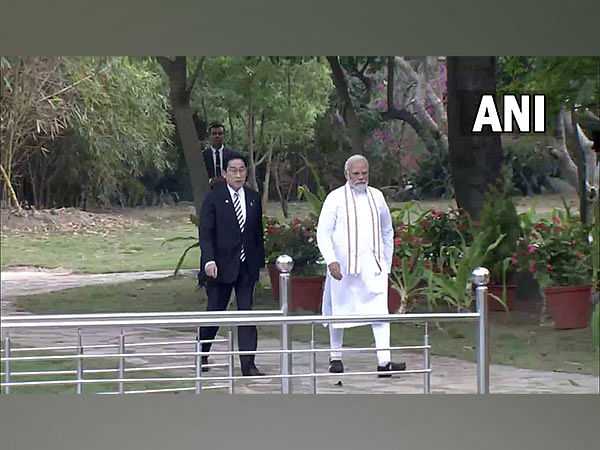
[1,268,598,394]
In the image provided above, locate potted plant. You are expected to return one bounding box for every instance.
[478,179,522,311]
[426,228,505,312]
[514,208,592,329]
[264,216,325,312]
[389,204,430,313]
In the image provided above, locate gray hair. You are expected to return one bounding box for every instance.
[344,154,369,174]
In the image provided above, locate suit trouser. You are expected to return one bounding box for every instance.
[199,262,258,371]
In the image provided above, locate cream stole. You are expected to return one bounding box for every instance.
[343,183,382,274]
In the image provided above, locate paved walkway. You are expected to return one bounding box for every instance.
[1,268,598,394]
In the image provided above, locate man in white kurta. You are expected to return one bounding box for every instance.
[317,155,406,376]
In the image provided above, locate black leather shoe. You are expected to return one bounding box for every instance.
[201,356,209,373]
[242,366,265,377]
[377,361,406,378]
[329,359,344,373]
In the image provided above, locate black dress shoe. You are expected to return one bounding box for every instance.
[201,356,209,373]
[242,366,265,377]
[329,359,344,373]
[377,361,406,378]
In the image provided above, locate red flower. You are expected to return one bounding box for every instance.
[576,252,583,260]
[552,216,561,224]
[555,226,564,233]
[534,222,548,232]
[546,264,554,272]
[527,244,536,254]
[511,256,518,265]
[425,261,432,270]
[433,266,441,274]
[392,256,401,267]
[394,237,402,247]
[531,233,538,240]
[410,237,420,243]
[529,261,536,273]
[422,220,431,228]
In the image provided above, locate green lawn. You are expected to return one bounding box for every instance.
[0,221,199,273]
[9,277,598,375]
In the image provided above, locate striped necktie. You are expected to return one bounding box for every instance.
[233,192,246,261]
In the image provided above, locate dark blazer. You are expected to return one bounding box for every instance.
[202,147,241,179]
[199,184,265,284]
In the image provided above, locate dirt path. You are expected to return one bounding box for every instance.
[1,268,598,394]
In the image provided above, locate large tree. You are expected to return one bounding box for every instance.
[446,56,504,220]
[157,56,210,212]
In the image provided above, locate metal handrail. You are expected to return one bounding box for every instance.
[1,256,490,395]
[0,312,479,329]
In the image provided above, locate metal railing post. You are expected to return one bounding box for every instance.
[423,322,430,394]
[472,267,490,394]
[118,328,125,394]
[195,327,202,394]
[310,323,317,394]
[228,329,234,394]
[4,334,11,394]
[276,255,294,394]
[77,328,83,394]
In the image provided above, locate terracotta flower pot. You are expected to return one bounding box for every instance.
[388,284,401,314]
[267,264,324,312]
[487,284,517,311]
[544,285,592,329]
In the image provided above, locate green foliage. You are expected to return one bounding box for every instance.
[426,232,505,311]
[498,56,600,118]
[478,176,521,284]
[515,207,591,288]
[502,137,558,196]
[592,302,599,349]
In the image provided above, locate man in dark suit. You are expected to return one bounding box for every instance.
[198,154,266,376]
[202,123,241,187]
[197,122,241,289]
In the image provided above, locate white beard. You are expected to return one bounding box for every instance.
[350,182,368,192]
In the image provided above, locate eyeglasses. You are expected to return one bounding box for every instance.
[226,167,247,174]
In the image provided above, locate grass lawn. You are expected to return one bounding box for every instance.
[0,220,199,273]
[10,277,598,375]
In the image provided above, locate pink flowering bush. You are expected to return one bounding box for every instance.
[512,208,591,287]
[263,216,323,275]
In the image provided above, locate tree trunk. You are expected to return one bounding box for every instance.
[327,56,364,154]
[262,146,273,207]
[446,57,503,220]
[0,163,22,213]
[157,57,209,213]
[273,159,288,218]
[246,90,259,191]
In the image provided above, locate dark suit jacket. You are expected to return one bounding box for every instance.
[199,184,265,284]
[202,147,241,179]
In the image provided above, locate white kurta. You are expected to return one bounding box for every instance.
[317,183,394,328]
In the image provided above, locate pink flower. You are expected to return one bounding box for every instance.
[552,216,561,224]
[527,244,536,254]
[394,237,402,247]
[546,264,554,272]
[555,226,564,233]
[529,261,536,273]
[392,256,401,267]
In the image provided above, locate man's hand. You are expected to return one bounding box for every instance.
[205,262,218,279]
[328,262,343,281]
